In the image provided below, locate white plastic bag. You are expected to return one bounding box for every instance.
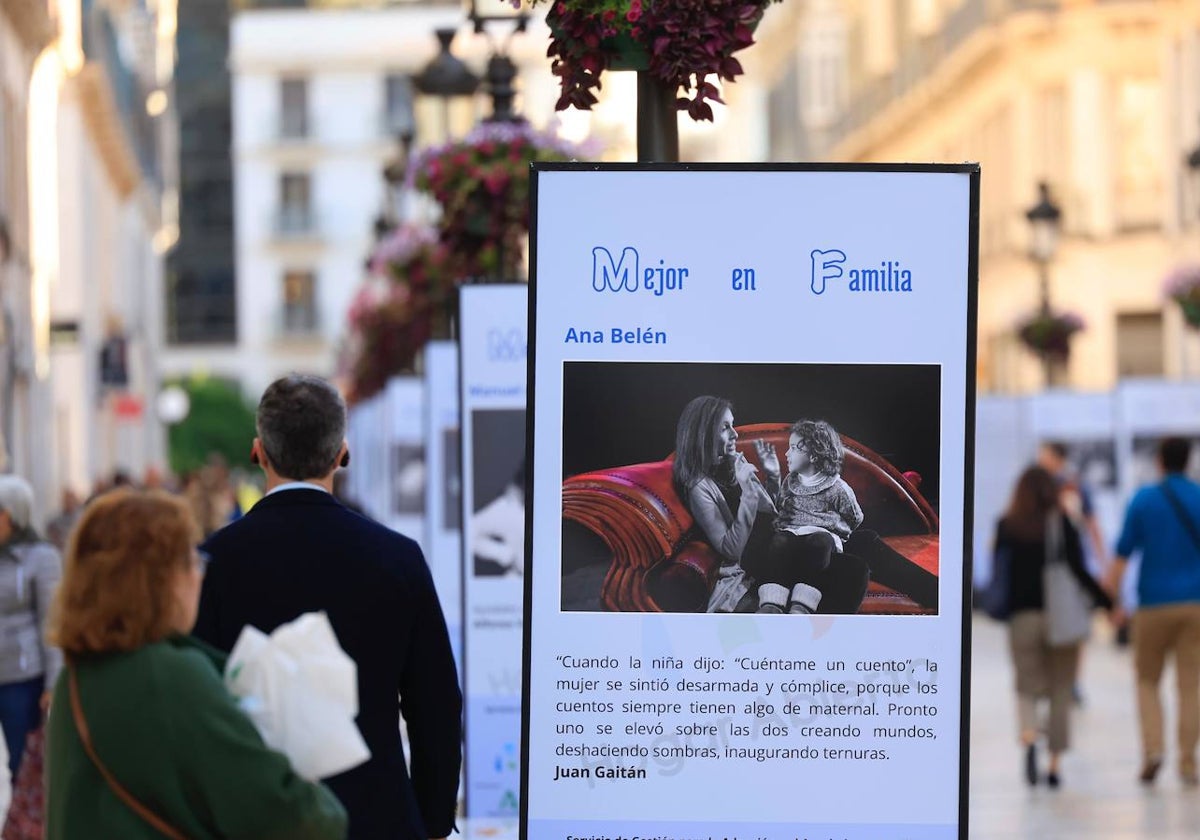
[224,612,371,780]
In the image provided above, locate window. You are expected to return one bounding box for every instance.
[908,0,942,36]
[863,0,897,77]
[1114,78,1164,231]
[384,74,415,137]
[802,7,847,129]
[281,270,317,334]
[278,172,312,233]
[280,78,308,139]
[1116,311,1164,378]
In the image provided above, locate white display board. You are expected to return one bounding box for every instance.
[460,285,528,820]
[347,391,390,523]
[385,376,426,550]
[524,165,978,840]
[972,396,1031,586]
[424,341,463,673]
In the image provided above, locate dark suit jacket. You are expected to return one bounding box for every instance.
[193,488,462,840]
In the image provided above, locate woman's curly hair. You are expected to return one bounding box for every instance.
[790,419,844,477]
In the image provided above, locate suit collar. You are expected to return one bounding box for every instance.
[250,487,344,512]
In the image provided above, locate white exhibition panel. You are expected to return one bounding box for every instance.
[972,397,1032,586]
[385,376,426,550]
[351,392,390,524]
[424,341,463,673]
[460,285,528,819]
[524,166,977,840]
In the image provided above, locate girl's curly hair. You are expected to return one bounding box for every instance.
[790,419,844,477]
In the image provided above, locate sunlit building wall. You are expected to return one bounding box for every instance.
[728,0,1200,394]
[2,0,58,516]
[44,0,173,499]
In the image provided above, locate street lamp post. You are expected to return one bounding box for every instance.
[413,28,481,143]
[1025,182,1063,386]
[467,0,529,124]
[1185,132,1200,213]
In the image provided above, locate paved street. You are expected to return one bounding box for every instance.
[969,613,1200,838]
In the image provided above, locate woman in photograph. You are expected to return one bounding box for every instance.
[994,466,1111,788]
[672,396,776,612]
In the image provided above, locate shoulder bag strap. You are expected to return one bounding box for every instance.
[1044,511,1064,564]
[1160,481,1200,556]
[68,667,190,840]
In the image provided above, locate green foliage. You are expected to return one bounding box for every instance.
[166,376,257,476]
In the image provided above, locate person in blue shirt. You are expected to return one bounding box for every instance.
[1107,436,1200,786]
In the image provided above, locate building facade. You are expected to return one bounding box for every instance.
[2,0,58,514]
[4,0,178,510]
[739,0,1200,394]
[211,1,576,398]
[166,0,236,347]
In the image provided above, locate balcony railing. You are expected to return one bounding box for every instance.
[272,208,321,239]
[276,304,321,339]
[277,114,312,143]
[81,0,160,184]
[829,0,1062,148]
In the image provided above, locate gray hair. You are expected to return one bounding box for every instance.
[0,475,35,531]
[256,374,347,480]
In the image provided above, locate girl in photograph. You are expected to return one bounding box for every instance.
[672,396,776,612]
[754,419,864,614]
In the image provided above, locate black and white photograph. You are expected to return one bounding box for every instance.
[1131,434,1200,488]
[391,443,426,516]
[470,409,526,577]
[560,362,942,616]
[1040,438,1118,491]
[443,427,462,531]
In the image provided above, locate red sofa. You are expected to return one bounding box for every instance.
[562,423,939,614]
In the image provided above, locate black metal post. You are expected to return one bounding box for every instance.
[483,54,520,124]
[1038,260,1054,386]
[636,72,679,163]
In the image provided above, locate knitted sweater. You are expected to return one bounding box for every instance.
[774,472,864,541]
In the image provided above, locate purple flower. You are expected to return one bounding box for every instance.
[368,223,438,275]
[405,120,596,188]
[1163,263,1200,300]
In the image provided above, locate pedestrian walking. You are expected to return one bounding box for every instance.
[0,476,60,779]
[994,466,1111,787]
[193,374,461,840]
[1107,436,1200,785]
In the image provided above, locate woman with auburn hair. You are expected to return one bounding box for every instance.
[45,489,347,840]
[995,466,1111,790]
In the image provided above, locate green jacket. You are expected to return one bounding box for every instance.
[46,635,347,840]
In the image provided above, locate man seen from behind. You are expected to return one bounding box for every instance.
[1106,436,1200,786]
[193,374,462,839]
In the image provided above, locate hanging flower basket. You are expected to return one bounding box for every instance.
[1016,309,1086,362]
[520,0,778,121]
[406,121,590,282]
[339,223,454,404]
[1164,263,1200,329]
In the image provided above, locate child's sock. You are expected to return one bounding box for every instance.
[757,583,789,614]
[788,582,822,614]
